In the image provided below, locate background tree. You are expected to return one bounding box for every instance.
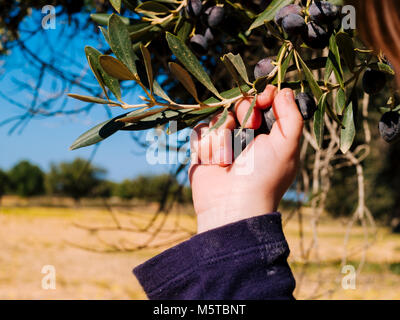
[0,169,10,206]
[113,174,192,203]
[8,160,45,197]
[45,158,107,202]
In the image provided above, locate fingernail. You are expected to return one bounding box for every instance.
[284,89,294,100]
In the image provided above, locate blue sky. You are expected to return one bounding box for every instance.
[0,9,172,182]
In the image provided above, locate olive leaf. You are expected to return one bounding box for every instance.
[117,107,169,123]
[109,0,122,13]
[90,13,129,26]
[340,101,355,154]
[166,32,223,99]
[204,85,252,104]
[169,62,201,103]
[297,52,323,101]
[99,55,136,80]
[249,0,293,30]
[168,107,220,132]
[336,88,346,115]
[67,94,121,106]
[176,19,193,41]
[135,1,171,16]
[314,92,328,148]
[85,46,121,101]
[221,55,246,90]
[69,116,126,151]
[128,21,152,33]
[71,109,192,150]
[130,24,156,42]
[272,49,293,85]
[325,34,344,89]
[108,14,138,76]
[140,44,154,93]
[122,109,196,131]
[370,62,396,76]
[99,26,110,46]
[336,32,356,72]
[85,48,108,99]
[210,107,229,131]
[223,53,250,85]
[153,80,173,103]
[238,95,257,135]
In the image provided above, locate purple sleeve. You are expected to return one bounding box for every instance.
[133,212,296,300]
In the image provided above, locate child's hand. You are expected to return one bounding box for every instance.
[189,86,304,233]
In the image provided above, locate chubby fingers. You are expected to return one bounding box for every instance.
[190,85,285,166]
[190,111,236,167]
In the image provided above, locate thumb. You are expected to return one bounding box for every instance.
[270,88,303,144]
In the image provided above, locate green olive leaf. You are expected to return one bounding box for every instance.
[314,92,328,149]
[67,94,121,106]
[369,62,396,76]
[109,0,122,13]
[224,53,250,85]
[210,107,229,131]
[340,101,356,154]
[249,0,293,30]
[238,95,257,135]
[176,19,193,41]
[336,32,356,72]
[90,13,129,26]
[325,34,344,89]
[297,52,323,101]
[82,46,122,100]
[117,107,169,123]
[272,49,293,85]
[108,14,138,76]
[99,26,110,46]
[336,88,346,115]
[135,1,171,15]
[69,116,126,151]
[153,80,174,103]
[221,55,246,90]
[166,32,222,99]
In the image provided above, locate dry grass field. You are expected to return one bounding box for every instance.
[0,197,399,300]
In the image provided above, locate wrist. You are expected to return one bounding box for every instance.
[196,195,277,233]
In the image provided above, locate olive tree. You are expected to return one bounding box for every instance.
[45,158,107,203]
[8,160,45,197]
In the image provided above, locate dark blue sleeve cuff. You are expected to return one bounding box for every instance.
[133,212,296,300]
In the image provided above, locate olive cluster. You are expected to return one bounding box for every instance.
[275,1,340,49]
[253,64,317,133]
[250,1,341,133]
[261,92,316,130]
[362,65,400,143]
[185,0,225,55]
[233,91,318,158]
